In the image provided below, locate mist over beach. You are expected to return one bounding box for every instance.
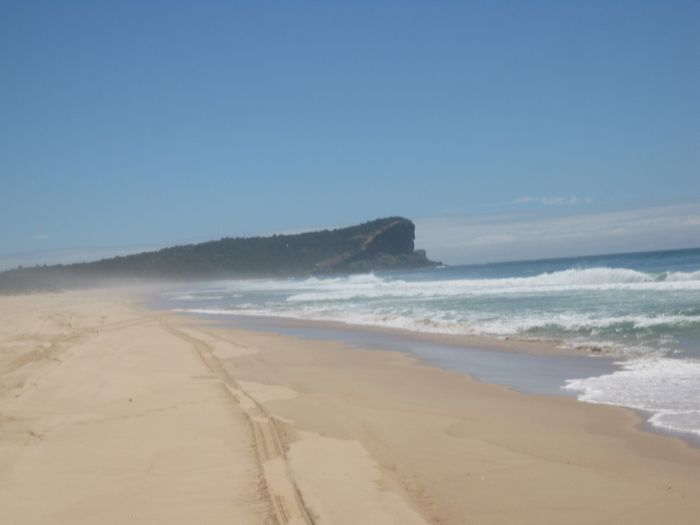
[2,2,700,524]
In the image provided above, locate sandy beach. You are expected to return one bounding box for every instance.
[1,290,699,524]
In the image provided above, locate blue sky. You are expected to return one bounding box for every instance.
[1,1,699,267]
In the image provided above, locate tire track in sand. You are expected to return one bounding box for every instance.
[159,319,315,525]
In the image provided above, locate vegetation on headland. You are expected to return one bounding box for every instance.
[0,217,439,293]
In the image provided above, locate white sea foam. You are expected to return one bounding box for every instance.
[564,358,700,436]
[172,306,698,350]
[182,268,700,304]
[215,273,385,292]
[269,268,700,303]
[174,268,700,335]
[167,266,700,346]
[665,270,700,282]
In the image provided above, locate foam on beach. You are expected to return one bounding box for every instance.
[565,357,700,437]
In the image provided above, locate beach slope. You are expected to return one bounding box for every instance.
[1,291,699,524]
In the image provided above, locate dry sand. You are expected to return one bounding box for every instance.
[1,290,699,524]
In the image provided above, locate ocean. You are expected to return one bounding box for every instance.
[159,247,700,440]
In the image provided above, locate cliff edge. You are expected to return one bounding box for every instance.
[315,218,435,273]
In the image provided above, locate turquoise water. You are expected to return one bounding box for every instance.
[161,247,700,438]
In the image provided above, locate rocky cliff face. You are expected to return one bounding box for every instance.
[317,218,438,273]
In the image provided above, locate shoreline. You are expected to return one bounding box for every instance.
[2,289,700,524]
[186,312,700,524]
[167,307,610,358]
[165,309,700,449]
[161,309,617,392]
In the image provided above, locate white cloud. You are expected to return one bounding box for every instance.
[34,233,48,240]
[415,202,700,264]
[514,195,587,206]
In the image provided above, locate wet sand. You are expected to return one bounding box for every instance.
[1,290,699,524]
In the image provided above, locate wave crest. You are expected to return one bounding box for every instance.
[282,266,700,302]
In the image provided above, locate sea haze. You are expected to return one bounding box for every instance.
[160,247,700,439]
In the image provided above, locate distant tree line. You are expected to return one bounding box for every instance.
[0,217,437,293]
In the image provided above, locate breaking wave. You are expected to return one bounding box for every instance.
[278,268,700,303]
